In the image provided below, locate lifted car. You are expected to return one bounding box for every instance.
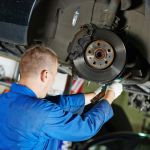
[0,0,149,109]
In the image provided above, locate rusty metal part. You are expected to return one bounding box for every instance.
[103,0,121,28]
[73,28,126,83]
[102,0,131,28]
[121,0,132,10]
[85,40,115,70]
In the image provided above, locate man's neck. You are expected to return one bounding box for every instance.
[19,78,41,98]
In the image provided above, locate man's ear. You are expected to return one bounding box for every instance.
[41,70,48,82]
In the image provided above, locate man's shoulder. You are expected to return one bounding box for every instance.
[0,92,10,101]
[21,96,56,112]
[6,92,56,115]
[0,92,60,116]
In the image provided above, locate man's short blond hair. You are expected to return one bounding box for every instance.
[19,46,58,78]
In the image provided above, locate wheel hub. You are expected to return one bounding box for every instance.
[68,24,126,83]
[85,40,115,70]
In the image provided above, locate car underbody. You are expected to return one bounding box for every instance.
[0,0,149,110]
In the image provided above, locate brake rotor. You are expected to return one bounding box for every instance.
[73,28,126,83]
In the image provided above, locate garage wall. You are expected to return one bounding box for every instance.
[0,56,19,79]
[48,73,68,95]
[0,56,68,95]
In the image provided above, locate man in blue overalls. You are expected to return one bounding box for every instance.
[0,46,123,150]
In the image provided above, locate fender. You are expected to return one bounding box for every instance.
[0,0,37,45]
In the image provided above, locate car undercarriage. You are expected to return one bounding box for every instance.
[0,0,149,110]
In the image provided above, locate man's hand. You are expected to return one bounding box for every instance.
[84,81,123,105]
[103,81,123,104]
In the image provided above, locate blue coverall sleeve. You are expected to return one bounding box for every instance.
[42,99,113,141]
[46,94,85,114]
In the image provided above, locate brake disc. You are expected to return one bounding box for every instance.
[73,28,126,83]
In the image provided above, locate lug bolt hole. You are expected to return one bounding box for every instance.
[108,49,111,52]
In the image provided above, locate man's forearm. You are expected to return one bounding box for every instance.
[84,91,115,105]
[84,93,96,105]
